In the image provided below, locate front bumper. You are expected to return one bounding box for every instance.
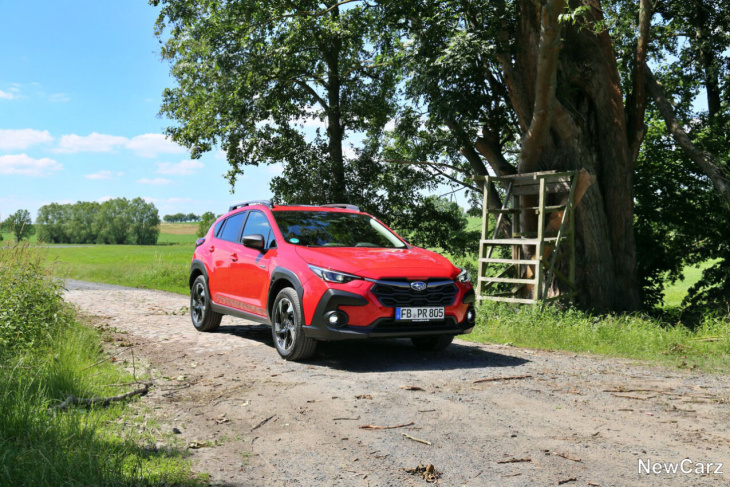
[303,288,475,341]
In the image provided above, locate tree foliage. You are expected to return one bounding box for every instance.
[3,210,35,242]
[163,213,200,223]
[36,198,160,245]
[196,211,217,238]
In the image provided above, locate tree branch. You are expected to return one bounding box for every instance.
[475,125,517,176]
[646,67,730,208]
[52,383,151,411]
[293,80,329,111]
[383,159,480,192]
[517,0,566,173]
[278,0,363,20]
[626,0,651,164]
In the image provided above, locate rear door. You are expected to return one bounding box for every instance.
[209,211,248,306]
[228,210,274,316]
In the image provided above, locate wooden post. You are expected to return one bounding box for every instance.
[535,177,546,301]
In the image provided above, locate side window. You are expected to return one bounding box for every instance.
[219,212,247,243]
[241,211,273,246]
[267,229,277,248]
[213,219,225,238]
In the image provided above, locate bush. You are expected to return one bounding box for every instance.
[0,243,72,352]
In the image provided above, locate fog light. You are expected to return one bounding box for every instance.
[467,308,476,323]
[325,311,348,328]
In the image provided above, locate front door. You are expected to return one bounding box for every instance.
[228,210,273,316]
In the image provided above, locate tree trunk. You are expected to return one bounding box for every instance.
[325,3,346,203]
[508,0,641,311]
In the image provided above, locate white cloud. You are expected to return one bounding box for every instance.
[48,93,70,103]
[0,129,54,150]
[0,90,15,100]
[142,196,159,203]
[85,170,123,180]
[126,133,187,158]
[156,159,204,176]
[137,177,172,185]
[97,196,113,203]
[53,132,186,157]
[0,154,63,177]
[55,132,128,153]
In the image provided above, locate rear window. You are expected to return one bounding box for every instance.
[272,211,405,248]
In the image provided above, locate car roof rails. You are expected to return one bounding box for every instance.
[228,200,273,211]
[321,203,361,211]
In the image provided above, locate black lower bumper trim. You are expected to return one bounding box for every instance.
[304,306,475,341]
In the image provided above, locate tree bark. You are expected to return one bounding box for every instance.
[517,0,565,174]
[646,67,730,209]
[501,0,641,311]
[626,0,651,164]
[325,3,346,202]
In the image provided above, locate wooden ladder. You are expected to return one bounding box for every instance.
[474,171,578,305]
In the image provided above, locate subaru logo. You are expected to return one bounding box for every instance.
[410,281,427,292]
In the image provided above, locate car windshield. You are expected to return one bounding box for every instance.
[273,211,407,248]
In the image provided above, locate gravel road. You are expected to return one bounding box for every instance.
[64,283,729,486]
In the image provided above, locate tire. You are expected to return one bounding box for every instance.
[411,334,454,351]
[271,287,317,361]
[190,275,222,332]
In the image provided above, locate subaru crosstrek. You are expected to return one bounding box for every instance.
[189,201,476,360]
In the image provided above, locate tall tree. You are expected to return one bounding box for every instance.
[128,198,161,245]
[3,210,34,242]
[153,0,399,200]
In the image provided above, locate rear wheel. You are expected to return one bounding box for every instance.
[271,288,317,361]
[411,335,454,351]
[190,275,222,332]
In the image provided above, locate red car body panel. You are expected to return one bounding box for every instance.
[191,203,475,339]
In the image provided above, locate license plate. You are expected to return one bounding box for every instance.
[396,307,445,321]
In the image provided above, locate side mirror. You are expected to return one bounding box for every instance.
[243,234,266,251]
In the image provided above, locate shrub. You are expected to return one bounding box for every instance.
[0,243,72,352]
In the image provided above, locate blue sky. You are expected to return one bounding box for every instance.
[0,0,282,220]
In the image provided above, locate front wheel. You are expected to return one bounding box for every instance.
[190,275,222,332]
[271,288,317,361]
[411,335,454,351]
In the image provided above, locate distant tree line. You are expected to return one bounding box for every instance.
[36,198,161,245]
[163,212,201,223]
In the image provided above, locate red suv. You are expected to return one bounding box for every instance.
[189,201,476,360]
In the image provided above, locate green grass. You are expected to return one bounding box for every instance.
[465,301,730,372]
[663,259,720,308]
[46,245,193,295]
[0,243,205,486]
[1,323,205,486]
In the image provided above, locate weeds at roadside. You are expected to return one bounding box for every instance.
[0,242,205,486]
[467,301,730,372]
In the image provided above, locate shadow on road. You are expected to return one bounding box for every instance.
[216,323,529,372]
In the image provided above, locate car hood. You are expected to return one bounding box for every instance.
[294,246,457,280]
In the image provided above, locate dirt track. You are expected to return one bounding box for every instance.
[65,282,729,486]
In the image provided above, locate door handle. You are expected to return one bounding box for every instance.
[208,245,215,252]
[230,253,238,262]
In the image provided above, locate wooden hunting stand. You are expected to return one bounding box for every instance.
[474,170,578,305]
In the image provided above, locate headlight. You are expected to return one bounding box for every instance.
[457,267,471,284]
[308,265,362,284]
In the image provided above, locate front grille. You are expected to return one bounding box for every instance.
[371,280,458,307]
